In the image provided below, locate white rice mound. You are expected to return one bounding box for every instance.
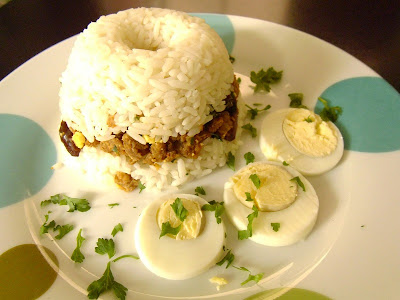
[59,7,242,191]
[59,7,234,144]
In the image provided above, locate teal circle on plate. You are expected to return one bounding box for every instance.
[314,77,400,153]
[0,114,56,208]
[190,13,235,54]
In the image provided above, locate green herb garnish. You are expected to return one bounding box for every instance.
[282,161,289,166]
[39,213,56,234]
[242,123,257,138]
[87,261,127,300]
[234,266,264,286]
[244,152,255,165]
[226,151,235,171]
[112,254,139,263]
[290,176,306,192]
[249,174,261,189]
[250,67,282,93]
[41,194,91,212]
[304,116,313,123]
[288,93,307,108]
[54,224,74,240]
[245,192,253,202]
[318,97,343,123]
[216,250,235,268]
[238,205,259,240]
[237,77,242,84]
[171,198,188,222]
[229,55,236,63]
[271,223,280,232]
[108,203,119,208]
[159,222,181,238]
[111,223,123,237]
[194,186,206,196]
[95,238,116,259]
[245,104,271,120]
[138,181,146,193]
[71,229,85,263]
[202,200,225,224]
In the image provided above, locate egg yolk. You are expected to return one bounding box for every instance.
[232,164,297,212]
[156,198,204,240]
[282,108,338,157]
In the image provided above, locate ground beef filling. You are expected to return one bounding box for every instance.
[59,79,239,191]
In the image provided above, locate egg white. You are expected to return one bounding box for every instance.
[134,194,225,280]
[224,161,319,247]
[260,108,344,176]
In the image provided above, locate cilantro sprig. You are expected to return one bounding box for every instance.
[41,194,91,212]
[290,176,306,192]
[245,104,271,120]
[95,238,116,259]
[242,123,257,138]
[250,67,282,93]
[226,152,235,171]
[39,212,56,234]
[87,262,127,300]
[216,249,235,269]
[159,222,181,238]
[288,93,307,108]
[54,224,74,240]
[71,229,85,263]
[171,198,188,222]
[244,152,255,165]
[249,174,261,189]
[202,200,225,224]
[318,97,342,123]
[238,205,259,240]
[233,266,264,286]
[111,223,123,237]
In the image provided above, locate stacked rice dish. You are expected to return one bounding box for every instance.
[58,8,243,191]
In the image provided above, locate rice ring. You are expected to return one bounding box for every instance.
[59,7,234,144]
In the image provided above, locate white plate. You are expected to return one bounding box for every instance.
[0,14,399,300]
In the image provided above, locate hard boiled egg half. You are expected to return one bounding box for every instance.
[224,161,319,246]
[260,108,344,176]
[135,194,225,280]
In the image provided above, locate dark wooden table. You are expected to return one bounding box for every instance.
[1,0,399,92]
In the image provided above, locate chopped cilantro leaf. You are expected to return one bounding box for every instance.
[290,176,306,192]
[245,192,253,202]
[226,151,235,171]
[238,205,259,240]
[244,152,255,165]
[108,203,119,208]
[54,224,74,240]
[304,116,313,123]
[41,194,91,212]
[195,186,206,196]
[95,238,116,259]
[242,123,257,138]
[229,55,236,63]
[216,250,235,269]
[237,77,242,84]
[318,97,343,123]
[245,104,271,120]
[249,174,261,189]
[202,200,225,224]
[138,181,146,193]
[282,161,289,166]
[111,223,123,237]
[250,67,282,93]
[171,198,188,222]
[71,229,85,263]
[271,223,280,232]
[253,103,262,106]
[288,93,307,108]
[159,222,181,238]
[241,272,264,286]
[87,262,127,300]
[112,254,139,263]
[39,213,55,234]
